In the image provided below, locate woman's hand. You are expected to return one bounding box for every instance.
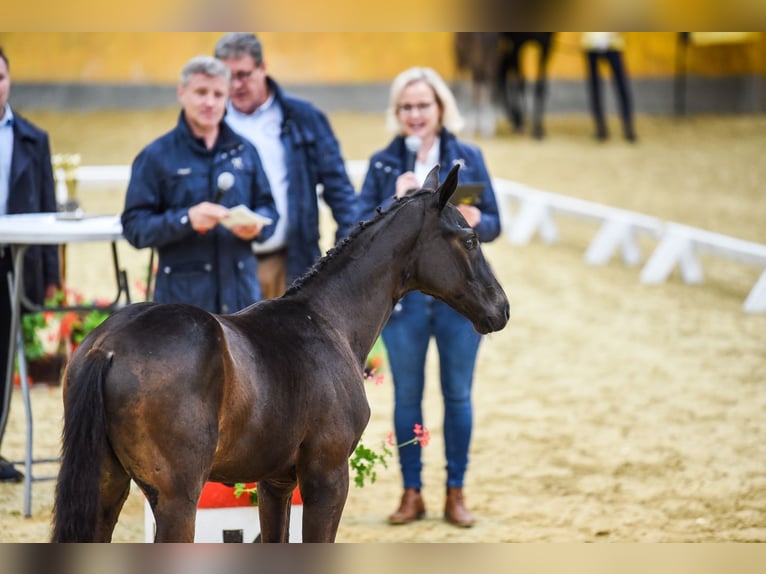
[456,204,482,228]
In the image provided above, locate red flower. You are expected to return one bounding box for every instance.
[413,423,431,446]
[58,312,78,339]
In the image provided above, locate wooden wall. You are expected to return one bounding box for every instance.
[1,33,763,85]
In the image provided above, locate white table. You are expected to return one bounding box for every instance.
[0,212,130,516]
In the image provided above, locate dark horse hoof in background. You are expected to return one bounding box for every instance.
[51,164,509,543]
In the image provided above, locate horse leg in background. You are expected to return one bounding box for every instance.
[455,32,498,137]
[474,79,496,138]
[257,480,296,542]
[531,36,552,139]
[499,43,525,134]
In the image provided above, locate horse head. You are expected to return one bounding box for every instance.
[408,164,510,334]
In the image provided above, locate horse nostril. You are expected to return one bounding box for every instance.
[504,303,510,320]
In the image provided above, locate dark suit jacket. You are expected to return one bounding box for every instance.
[7,112,60,306]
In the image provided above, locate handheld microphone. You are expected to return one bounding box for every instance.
[213,171,235,204]
[404,135,422,173]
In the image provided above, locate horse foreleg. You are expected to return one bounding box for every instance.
[299,464,350,543]
[257,480,295,542]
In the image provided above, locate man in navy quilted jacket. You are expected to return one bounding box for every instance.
[214,33,358,299]
[122,55,278,314]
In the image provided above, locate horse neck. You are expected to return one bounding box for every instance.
[291,201,423,361]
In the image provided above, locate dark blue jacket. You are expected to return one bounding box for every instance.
[7,113,60,306]
[267,78,357,282]
[356,128,501,244]
[121,113,278,314]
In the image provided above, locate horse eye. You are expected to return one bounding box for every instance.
[462,236,478,250]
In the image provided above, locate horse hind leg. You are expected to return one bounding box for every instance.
[93,449,132,541]
[257,480,296,542]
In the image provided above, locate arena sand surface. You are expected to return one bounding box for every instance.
[0,111,764,542]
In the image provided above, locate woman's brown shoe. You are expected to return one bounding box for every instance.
[444,487,475,527]
[388,488,426,524]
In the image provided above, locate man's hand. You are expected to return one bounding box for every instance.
[188,202,229,233]
[228,224,263,241]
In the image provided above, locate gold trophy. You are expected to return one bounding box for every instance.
[52,153,82,216]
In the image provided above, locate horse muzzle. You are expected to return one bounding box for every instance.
[473,296,510,334]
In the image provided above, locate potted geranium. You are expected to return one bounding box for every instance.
[18,289,110,386]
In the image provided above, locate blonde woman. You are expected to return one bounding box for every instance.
[356,67,501,528]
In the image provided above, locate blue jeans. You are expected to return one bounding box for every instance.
[381,291,482,490]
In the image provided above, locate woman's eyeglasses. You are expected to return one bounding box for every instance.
[397,102,435,114]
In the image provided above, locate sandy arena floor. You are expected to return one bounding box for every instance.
[0,111,764,542]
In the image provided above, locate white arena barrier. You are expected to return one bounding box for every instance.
[75,163,766,313]
[143,482,303,543]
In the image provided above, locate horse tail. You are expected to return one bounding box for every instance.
[51,349,113,542]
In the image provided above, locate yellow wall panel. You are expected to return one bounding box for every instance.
[0,32,764,84]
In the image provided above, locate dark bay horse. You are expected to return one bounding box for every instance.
[51,164,509,543]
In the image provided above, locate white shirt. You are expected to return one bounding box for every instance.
[0,105,14,216]
[414,137,441,186]
[224,96,289,254]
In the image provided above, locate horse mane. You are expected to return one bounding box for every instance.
[284,191,430,296]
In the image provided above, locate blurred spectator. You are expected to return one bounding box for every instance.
[121,55,278,314]
[356,66,501,529]
[0,47,60,482]
[582,33,637,142]
[214,32,358,299]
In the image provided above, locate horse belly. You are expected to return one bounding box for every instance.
[209,429,299,483]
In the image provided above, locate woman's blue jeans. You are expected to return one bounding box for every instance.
[381,291,482,490]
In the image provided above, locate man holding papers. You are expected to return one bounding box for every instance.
[122,55,278,314]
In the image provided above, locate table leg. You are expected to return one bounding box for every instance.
[16,329,33,517]
[10,246,35,516]
[0,271,16,440]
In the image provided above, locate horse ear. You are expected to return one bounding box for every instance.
[437,163,460,210]
[422,164,440,191]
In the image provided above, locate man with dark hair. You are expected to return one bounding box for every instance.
[0,47,61,482]
[214,33,358,298]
